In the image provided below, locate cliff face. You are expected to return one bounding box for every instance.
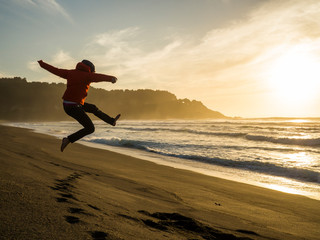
[0,77,226,121]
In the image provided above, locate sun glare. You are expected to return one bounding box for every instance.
[267,45,320,104]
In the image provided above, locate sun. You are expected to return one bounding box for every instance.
[267,45,320,104]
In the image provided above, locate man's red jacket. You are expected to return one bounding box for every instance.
[38,60,116,105]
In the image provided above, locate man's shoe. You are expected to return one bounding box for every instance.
[61,137,70,152]
[112,114,121,126]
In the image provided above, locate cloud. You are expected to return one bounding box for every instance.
[28,50,75,73]
[81,27,186,89]
[27,50,76,84]
[84,1,319,82]
[92,28,140,47]
[186,0,320,71]
[12,0,73,22]
[27,61,40,72]
[50,50,76,67]
[0,71,13,78]
[83,28,142,69]
[38,0,320,116]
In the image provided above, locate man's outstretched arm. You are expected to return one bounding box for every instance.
[38,60,68,79]
[90,73,118,84]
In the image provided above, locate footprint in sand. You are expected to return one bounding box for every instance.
[138,210,257,240]
[90,231,108,240]
[50,171,112,239]
[64,215,80,224]
[56,197,69,203]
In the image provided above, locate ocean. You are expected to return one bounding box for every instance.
[6,119,320,200]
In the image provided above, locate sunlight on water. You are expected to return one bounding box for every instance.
[258,175,320,199]
[288,119,312,123]
[265,184,304,195]
[284,152,314,168]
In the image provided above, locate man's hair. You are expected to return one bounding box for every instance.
[82,59,95,73]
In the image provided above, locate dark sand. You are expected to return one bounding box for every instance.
[0,125,319,240]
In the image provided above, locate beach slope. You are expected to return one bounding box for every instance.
[0,125,319,240]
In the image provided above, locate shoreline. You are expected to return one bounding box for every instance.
[3,121,320,201]
[1,125,320,239]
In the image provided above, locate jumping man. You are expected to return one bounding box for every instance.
[38,59,121,152]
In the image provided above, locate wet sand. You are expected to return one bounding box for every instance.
[0,125,319,240]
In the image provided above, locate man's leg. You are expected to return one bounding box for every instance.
[63,104,95,143]
[83,102,120,126]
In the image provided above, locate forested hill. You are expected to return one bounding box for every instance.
[0,77,226,121]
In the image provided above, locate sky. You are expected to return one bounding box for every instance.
[1,0,320,118]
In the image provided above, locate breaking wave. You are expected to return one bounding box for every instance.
[86,137,320,184]
[246,135,320,147]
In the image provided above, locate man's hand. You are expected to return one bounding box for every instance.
[38,60,44,67]
[112,77,117,84]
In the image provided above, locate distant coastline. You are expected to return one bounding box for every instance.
[244,117,320,121]
[0,77,226,121]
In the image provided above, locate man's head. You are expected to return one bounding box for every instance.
[82,60,95,73]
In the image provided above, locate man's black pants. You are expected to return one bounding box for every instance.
[63,102,114,143]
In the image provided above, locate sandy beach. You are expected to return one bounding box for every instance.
[1,125,319,240]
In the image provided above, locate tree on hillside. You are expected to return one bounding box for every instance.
[0,77,226,121]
